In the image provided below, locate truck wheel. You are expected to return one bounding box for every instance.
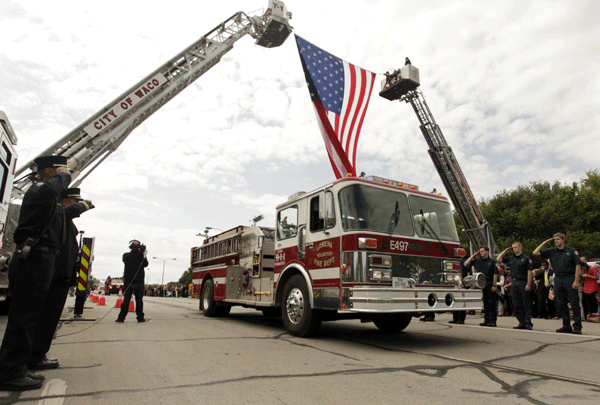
[201,279,217,317]
[281,275,321,337]
[373,313,412,333]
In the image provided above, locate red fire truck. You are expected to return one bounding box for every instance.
[191,174,484,337]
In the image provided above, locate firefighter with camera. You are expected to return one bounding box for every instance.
[115,240,149,323]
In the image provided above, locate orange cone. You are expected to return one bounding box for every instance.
[128,299,135,312]
[115,289,123,308]
[98,290,106,306]
[91,289,98,303]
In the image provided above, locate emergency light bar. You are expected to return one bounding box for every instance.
[366,175,419,190]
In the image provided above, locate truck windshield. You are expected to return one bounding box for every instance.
[409,195,459,242]
[338,184,414,235]
[338,184,460,243]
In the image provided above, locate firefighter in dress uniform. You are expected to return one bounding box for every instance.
[29,188,94,370]
[0,156,71,391]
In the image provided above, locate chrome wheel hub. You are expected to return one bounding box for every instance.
[286,287,305,324]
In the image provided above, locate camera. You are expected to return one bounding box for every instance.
[139,244,146,253]
[17,237,37,261]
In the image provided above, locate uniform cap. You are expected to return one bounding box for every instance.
[60,187,83,201]
[34,156,68,171]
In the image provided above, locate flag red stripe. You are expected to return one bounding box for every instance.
[339,65,357,150]
[313,99,354,178]
[345,67,368,153]
[351,72,376,167]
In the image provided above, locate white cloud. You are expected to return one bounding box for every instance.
[1,0,599,281]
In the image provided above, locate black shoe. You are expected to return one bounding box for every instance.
[572,329,582,335]
[137,319,147,323]
[457,320,464,324]
[448,320,458,324]
[115,319,124,323]
[27,357,58,370]
[26,372,45,381]
[556,326,573,333]
[486,322,496,327]
[513,325,526,329]
[479,322,489,327]
[0,376,43,391]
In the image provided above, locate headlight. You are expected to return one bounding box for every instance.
[370,255,392,267]
[369,268,392,281]
[444,260,461,271]
[444,273,461,283]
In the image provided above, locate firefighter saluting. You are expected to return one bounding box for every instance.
[0,156,71,391]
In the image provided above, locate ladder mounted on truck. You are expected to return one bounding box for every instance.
[11,0,292,200]
[379,64,496,254]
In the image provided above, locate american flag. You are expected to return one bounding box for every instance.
[295,35,376,178]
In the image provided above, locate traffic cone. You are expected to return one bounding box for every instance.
[91,289,98,303]
[115,289,123,308]
[128,299,135,312]
[98,290,106,306]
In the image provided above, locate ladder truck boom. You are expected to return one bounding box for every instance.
[379,64,496,254]
[0,1,291,305]
[12,0,292,199]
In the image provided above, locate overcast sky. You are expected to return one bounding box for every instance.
[1,0,598,284]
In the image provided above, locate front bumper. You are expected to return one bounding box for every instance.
[346,286,482,313]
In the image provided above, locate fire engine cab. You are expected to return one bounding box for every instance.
[191,175,483,337]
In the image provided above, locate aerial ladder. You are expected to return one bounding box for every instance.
[0,0,292,300]
[379,64,497,255]
[12,0,292,199]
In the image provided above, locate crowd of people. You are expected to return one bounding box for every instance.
[144,284,192,298]
[458,233,599,333]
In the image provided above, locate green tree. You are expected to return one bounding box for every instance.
[178,267,193,285]
[453,170,600,265]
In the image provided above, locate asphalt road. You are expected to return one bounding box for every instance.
[0,295,598,404]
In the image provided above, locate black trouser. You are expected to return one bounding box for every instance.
[512,279,533,328]
[482,281,497,323]
[30,277,70,362]
[117,283,145,321]
[582,292,598,318]
[554,274,582,330]
[537,285,551,318]
[452,311,466,322]
[74,291,86,315]
[0,250,56,381]
[504,293,512,315]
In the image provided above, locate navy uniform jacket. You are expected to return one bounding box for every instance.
[55,203,88,281]
[122,251,148,286]
[540,246,580,276]
[502,254,533,281]
[14,172,71,249]
[473,257,498,281]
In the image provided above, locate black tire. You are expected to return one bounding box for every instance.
[281,274,321,337]
[261,307,280,317]
[201,279,217,317]
[373,313,412,333]
[215,305,231,317]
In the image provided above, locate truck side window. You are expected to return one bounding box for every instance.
[277,206,298,240]
[310,192,335,233]
[325,191,335,229]
[310,196,324,232]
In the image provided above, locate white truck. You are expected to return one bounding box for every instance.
[191,175,484,337]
